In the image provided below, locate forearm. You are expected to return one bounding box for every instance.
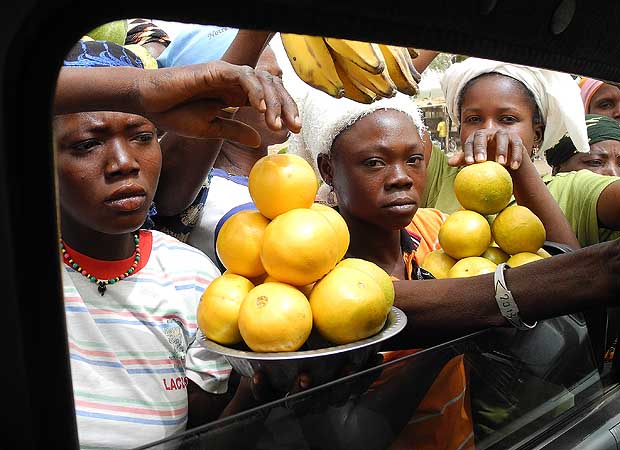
[394,240,618,347]
[222,30,274,66]
[54,67,144,115]
[512,157,580,249]
[155,134,223,215]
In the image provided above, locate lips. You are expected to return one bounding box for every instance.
[104,184,147,212]
[383,197,417,208]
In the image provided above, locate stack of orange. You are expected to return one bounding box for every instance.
[198,153,394,352]
[421,161,551,279]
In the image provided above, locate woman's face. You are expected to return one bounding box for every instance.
[54,111,161,236]
[321,110,425,230]
[459,74,544,156]
[588,84,620,121]
[555,139,620,176]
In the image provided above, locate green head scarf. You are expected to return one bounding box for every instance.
[546,114,620,167]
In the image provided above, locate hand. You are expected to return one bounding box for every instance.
[249,370,312,405]
[138,60,302,145]
[449,128,528,171]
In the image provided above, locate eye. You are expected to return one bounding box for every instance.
[500,115,518,124]
[363,157,385,168]
[407,155,424,167]
[72,139,100,153]
[586,159,603,167]
[596,101,613,110]
[463,115,481,124]
[133,132,155,144]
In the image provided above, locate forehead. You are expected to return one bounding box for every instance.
[53,111,153,134]
[592,83,620,100]
[462,73,531,105]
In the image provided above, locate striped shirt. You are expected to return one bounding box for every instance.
[62,230,231,449]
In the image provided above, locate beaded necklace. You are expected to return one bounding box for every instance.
[59,233,141,296]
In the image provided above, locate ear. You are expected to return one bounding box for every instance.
[317,153,334,186]
[533,123,545,148]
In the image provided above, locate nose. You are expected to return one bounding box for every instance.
[601,164,620,177]
[104,140,140,177]
[386,162,414,189]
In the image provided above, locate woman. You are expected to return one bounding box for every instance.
[577,76,620,120]
[422,57,620,246]
[544,114,620,246]
[287,89,580,450]
[56,39,303,449]
[422,57,588,215]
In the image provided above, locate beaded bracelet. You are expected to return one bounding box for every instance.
[494,262,537,330]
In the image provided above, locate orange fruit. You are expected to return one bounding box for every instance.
[492,205,546,255]
[481,246,510,264]
[537,248,552,258]
[260,208,340,286]
[248,153,318,219]
[310,202,350,261]
[197,274,255,345]
[309,266,387,345]
[438,210,492,259]
[454,161,513,215]
[420,249,457,279]
[507,252,544,267]
[216,210,270,278]
[447,257,497,278]
[264,274,315,298]
[238,282,313,352]
[336,257,395,313]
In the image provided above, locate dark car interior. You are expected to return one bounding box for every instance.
[4,0,620,448]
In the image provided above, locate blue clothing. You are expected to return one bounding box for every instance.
[156,25,238,67]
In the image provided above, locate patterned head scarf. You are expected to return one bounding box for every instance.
[64,39,144,68]
[546,114,620,167]
[576,76,605,112]
[125,18,171,47]
[441,57,589,155]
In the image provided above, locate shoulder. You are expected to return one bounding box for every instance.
[149,230,220,275]
[545,169,620,192]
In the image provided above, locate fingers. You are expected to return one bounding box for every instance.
[238,67,301,135]
[461,128,526,170]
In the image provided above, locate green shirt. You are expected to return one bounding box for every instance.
[421,145,462,215]
[422,147,619,247]
[542,170,620,247]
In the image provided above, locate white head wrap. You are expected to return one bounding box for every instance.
[440,57,589,154]
[287,90,426,187]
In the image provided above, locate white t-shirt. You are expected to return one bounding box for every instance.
[187,168,257,267]
[63,230,230,449]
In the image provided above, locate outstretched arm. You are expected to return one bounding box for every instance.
[393,238,619,347]
[597,180,620,231]
[54,60,301,142]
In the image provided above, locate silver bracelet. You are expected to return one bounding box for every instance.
[494,262,537,330]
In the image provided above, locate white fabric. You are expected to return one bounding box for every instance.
[287,90,427,180]
[63,230,229,449]
[440,57,589,154]
[187,169,254,265]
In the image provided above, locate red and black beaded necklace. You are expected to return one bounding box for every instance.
[59,233,141,296]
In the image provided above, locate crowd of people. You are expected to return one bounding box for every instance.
[55,18,620,450]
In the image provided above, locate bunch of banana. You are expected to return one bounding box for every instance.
[280,33,421,104]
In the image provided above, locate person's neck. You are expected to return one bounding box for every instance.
[342,214,404,278]
[60,217,138,261]
[214,142,268,177]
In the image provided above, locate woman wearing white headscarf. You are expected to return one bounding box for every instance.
[421,57,589,215]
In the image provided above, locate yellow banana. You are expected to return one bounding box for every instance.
[324,37,385,75]
[332,54,377,104]
[378,44,419,96]
[280,33,345,98]
[331,51,396,99]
